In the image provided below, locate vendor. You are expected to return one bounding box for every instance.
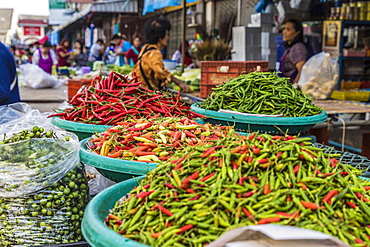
[32,41,58,74]
[132,16,190,92]
[280,19,308,84]
[0,42,20,105]
[57,38,72,67]
[172,41,193,66]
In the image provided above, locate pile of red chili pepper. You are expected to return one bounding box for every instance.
[48,71,202,125]
[106,132,370,247]
[89,117,234,162]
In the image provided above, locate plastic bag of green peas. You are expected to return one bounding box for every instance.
[0,126,89,246]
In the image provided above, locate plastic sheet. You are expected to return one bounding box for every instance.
[0,102,32,125]
[19,64,61,89]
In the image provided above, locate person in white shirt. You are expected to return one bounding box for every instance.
[88,39,105,62]
[32,41,58,74]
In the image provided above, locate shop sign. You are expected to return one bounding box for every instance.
[49,0,66,9]
[23,26,41,36]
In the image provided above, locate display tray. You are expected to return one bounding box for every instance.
[80,138,157,182]
[190,103,328,135]
[51,117,111,140]
[315,143,370,177]
[82,177,148,247]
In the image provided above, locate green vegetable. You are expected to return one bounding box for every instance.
[107,132,370,247]
[200,71,322,117]
[0,127,89,246]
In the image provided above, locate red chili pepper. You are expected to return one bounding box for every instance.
[157,205,173,216]
[174,163,183,170]
[263,184,271,195]
[137,190,156,199]
[276,151,283,159]
[301,201,319,210]
[293,164,300,174]
[200,172,215,182]
[242,191,254,198]
[189,195,200,201]
[186,189,196,194]
[330,158,338,168]
[276,212,292,217]
[297,182,307,190]
[177,224,193,234]
[322,189,339,204]
[180,171,199,189]
[231,161,238,169]
[272,135,282,140]
[355,192,369,202]
[247,156,253,164]
[200,147,216,158]
[364,186,370,191]
[242,208,255,220]
[251,145,260,155]
[258,158,269,164]
[248,133,255,140]
[164,183,175,189]
[258,217,280,225]
[143,184,151,189]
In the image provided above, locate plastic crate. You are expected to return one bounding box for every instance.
[190,103,328,135]
[340,81,362,90]
[79,138,157,182]
[314,143,370,177]
[82,177,147,247]
[51,117,111,140]
[200,83,221,98]
[331,90,370,102]
[200,61,269,85]
[68,79,92,101]
[360,81,370,89]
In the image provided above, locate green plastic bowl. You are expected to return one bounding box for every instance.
[82,177,149,247]
[191,103,328,135]
[51,117,112,140]
[80,138,157,182]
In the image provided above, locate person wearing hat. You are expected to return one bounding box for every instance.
[112,34,131,66]
[32,41,58,74]
[0,41,20,105]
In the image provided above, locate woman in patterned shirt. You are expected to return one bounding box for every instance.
[132,16,190,92]
[280,19,308,84]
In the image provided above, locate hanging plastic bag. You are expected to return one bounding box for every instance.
[19,64,61,89]
[298,52,339,100]
[0,109,88,246]
[0,102,32,125]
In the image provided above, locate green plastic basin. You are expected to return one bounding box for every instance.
[191,103,328,135]
[80,138,157,182]
[82,177,149,247]
[51,117,112,140]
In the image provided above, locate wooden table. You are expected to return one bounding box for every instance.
[314,100,370,115]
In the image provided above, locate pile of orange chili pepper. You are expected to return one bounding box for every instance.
[89,117,234,162]
[106,132,370,247]
[48,71,203,125]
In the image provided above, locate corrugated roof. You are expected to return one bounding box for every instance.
[91,0,138,13]
[0,9,13,30]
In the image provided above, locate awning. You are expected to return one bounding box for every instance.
[142,0,198,15]
[54,0,137,32]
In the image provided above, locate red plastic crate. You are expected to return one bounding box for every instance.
[200,83,221,98]
[361,81,370,89]
[200,61,269,86]
[68,79,91,100]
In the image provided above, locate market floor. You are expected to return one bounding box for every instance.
[18,84,68,113]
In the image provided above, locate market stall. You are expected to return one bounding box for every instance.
[3,69,370,247]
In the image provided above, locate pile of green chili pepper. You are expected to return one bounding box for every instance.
[89,117,233,162]
[106,132,370,247]
[200,72,322,117]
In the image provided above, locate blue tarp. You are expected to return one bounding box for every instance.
[143,0,197,15]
